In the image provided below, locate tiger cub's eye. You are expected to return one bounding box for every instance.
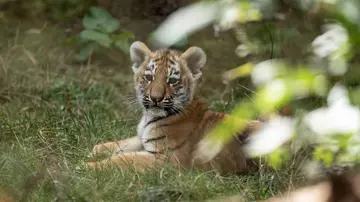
[144,74,153,82]
[168,77,179,85]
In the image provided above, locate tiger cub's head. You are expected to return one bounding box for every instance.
[130,41,206,117]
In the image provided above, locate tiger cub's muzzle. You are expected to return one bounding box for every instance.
[142,94,174,110]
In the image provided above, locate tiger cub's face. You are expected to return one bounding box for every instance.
[129,41,206,117]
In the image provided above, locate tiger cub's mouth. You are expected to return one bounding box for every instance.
[142,96,173,109]
[142,100,182,116]
[143,102,173,111]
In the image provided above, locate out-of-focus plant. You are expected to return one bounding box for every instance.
[0,0,96,20]
[151,0,360,172]
[64,7,134,62]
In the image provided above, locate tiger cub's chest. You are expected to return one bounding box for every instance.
[137,116,167,153]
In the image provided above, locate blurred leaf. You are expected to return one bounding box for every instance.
[281,28,300,37]
[245,116,295,157]
[89,7,113,20]
[349,87,360,106]
[75,43,99,62]
[313,147,334,166]
[102,18,120,33]
[237,1,262,23]
[83,7,120,33]
[173,37,189,47]
[222,62,254,84]
[333,133,353,150]
[62,36,80,46]
[111,32,135,41]
[235,44,253,57]
[82,15,98,30]
[193,101,257,162]
[112,32,134,52]
[80,30,112,47]
[255,79,292,114]
[114,40,130,53]
[151,1,218,46]
[267,147,290,169]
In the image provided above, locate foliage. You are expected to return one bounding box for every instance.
[64,7,135,62]
[0,0,96,20]
[151,0,360,172]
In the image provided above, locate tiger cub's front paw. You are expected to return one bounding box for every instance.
[91,142,119,157]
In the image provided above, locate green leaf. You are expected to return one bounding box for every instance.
[111,32,135,41]
[267,147,290,169]
[332,133,353,150]
[102,18,120,33]
[80,30,112,47]
[62,36,80,46]
[89,7,113,20]
[313,147,334,166]
[203,100,256,147]
[349,87,360,106]
[254,79,292,114]
[114,40,130,53]
[75,43,100,62]
[113,32,134,53]
[83,14,97,30]
[83,7,120,33]
[222,63,254,84]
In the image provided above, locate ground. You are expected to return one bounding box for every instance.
[0,20,306,202]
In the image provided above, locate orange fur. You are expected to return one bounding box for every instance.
[88,41,263,174]
[0,190,12,202]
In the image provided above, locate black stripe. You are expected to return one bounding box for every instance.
[145,109,180,127]
[144,135,166,143]
[146,150,160,154]
[145,116,167,127]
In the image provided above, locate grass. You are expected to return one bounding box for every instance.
[0,22,306,202]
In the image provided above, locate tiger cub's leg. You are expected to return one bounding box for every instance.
[91,136,143,156]
[87,151,166,172]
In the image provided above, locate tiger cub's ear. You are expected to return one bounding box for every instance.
[130,41,153,73]
[180,46,206,81]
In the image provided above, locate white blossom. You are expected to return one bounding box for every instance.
[235,44,252,57]
[218,5,240,30]
[328,58,348,76]
[312,24,348,58]
[263,79,287,104]
[311,23,350,75]
[250,59,283,86]
[192,137,224,164]
[304,84,360,138]
[326,83,349,106]
[151,1,218,47]
[244,116,295,157]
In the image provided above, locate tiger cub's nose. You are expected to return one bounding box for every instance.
[150,95,164,104]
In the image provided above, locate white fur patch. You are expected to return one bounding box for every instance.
[137,110,167,153]
[147,59,157,75]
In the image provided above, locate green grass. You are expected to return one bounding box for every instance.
[0,22,306,202]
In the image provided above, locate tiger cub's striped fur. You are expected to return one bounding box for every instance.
[87,41,263,174]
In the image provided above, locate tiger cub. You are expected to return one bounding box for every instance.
[87,41,263,175]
